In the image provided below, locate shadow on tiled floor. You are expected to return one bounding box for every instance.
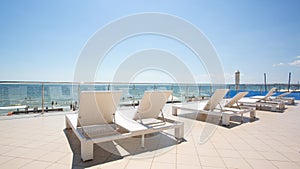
[64,128,179,168]
[177,111,259,129]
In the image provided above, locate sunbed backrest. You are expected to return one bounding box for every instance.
[135,91,172,119]
[277,91,292,98]
[204,89,229,111]
[225,92,248,107]
[263,87,276,99]
[77,91,122,126]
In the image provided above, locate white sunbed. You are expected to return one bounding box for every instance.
[270,91,295,105]
[250,87,276,100]
[65,91,184,161]
[238,88,285,112]
[172,89,254,126]
[116,90,184,146]
[221,92,256,122]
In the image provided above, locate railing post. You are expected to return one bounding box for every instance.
[264,73,267,92]
[42,83,44,114]
[198,84,201,99]
[78,83,80,110]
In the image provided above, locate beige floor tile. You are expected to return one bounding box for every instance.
[251,144,275,152]
[0,145,15,155]
[246,159,278,169]
[177,154,200,166]
[22,149,50,160]
[288,145,300,152]
[153,152,176,164]
[53,144,73,153]
[3,147,33,158]
[282,152,300,162]
[271,161,300,169]
[223,157,252,169]
[0,138,13,145]
[177,144,198,155]
[270,144,295,153]
[296,161,300,167]
[56,153,74,165]
[154,146,177,155]
[260,151,290,161]
[101,158,129,169]
[199,156,226,168]
[125,159,151,169]
[39,151,68,162]
[197,148,219,157]
[201,167,226,169]
[177,164,203,169]
[20,160,52,169]
[46,163,70,169]
[0,155,14,165]
[195,140,215,149]
[212,142,234,150]
[8,139,33,147]
[38,142,61,151]
[217,149,241,158]
[243,138,265,145]
[0,157,32,169]
[23,141,47,149]
[151,162,176,169]
[130,152,155,162]
[231,143,254,151]
[238,150,265,159]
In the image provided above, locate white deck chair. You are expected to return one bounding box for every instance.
[250,87,276,100]
[172,89,242,125]
[270,91,295,105]
[239,88,285,112]
[116,90,184,147]
[221,92,256,123]
[66,91,125,161]
[172,89,229,114]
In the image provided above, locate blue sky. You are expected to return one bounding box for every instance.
[0,0,299,84]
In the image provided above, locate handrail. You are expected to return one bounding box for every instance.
[1,81,298,86]
[0,82,299,116]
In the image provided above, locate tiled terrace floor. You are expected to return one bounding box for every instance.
[0,102,299,169]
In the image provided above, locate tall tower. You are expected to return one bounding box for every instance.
[235,70,240,90]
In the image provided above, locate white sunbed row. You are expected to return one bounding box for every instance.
[65,88,294,162]
[172,87,294,126]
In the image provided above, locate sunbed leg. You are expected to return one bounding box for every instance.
[172,107,178,116]
[241,113,244,123]
[65,118,71,129]
[250,110,256,119]
[175,124,184,142]
[141,135,145,148]
[81,140,93,161]
[271,105,276,112]
[222,115,230,126]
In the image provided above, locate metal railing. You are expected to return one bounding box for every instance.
[0,81,299,115]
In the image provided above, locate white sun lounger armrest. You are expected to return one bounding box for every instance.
[222,107,254,113]
[115,112,148,132]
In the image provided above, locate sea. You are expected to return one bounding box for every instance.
[0,82,299,115]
